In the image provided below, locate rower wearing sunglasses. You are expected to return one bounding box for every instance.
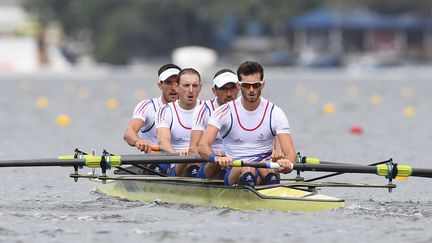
[198,61,295,186]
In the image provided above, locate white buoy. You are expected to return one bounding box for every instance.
[172,46,218,74]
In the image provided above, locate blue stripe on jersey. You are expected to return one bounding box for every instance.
[269,104,276,136]
[221,112,233,139]
[141,99,156,133]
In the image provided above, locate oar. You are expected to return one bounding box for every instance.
[231,160,432,179]
[0,154,206,168]
[302,158,392,182]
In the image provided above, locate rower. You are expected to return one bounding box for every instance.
[156,68,202,177]
[189,69,239,179]
[123,64,181,174]
[198,61,296,186]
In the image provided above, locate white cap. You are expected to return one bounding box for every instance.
[212,72,238,88]
[158,68,180,82]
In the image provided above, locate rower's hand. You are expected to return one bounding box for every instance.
[135,139,152,153]
[277,159,294,174]
[215,156,232,169]
[213,150,226,157]
[179,148,189,156]
[271,149,284,162]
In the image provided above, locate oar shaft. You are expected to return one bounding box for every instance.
[3,154,432,179]
[296,163,432,179]
[411,168,432,178]
[234,162,378,174]
[304,158,392,182]
[119,152,181,157]
[233,161,380,174]
[294,163,377,174]
[0,158,86,167]
[0,155,206,168]
[232,161,432,179]
[120,155,206,164]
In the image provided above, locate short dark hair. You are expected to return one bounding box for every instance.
[237,61,264,81]
[177,68,201,83]
[158,64,181,76]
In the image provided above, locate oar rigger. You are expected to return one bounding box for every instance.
[378,158,397,192]
[69,148,121,183]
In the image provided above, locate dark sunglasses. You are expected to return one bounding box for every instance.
[238,81,264,89]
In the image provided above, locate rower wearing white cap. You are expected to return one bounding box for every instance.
[123,64,181,174]
[156,68,203,177]
[189,69,239,179]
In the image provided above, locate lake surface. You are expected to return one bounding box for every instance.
[1,65,432,242]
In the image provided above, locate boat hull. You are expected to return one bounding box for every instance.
[88,175,345,212]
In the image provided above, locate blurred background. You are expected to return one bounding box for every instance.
[2,3,432,242]
[1,0,432,72]
[1,0,432,161]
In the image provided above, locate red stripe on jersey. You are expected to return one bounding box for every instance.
[136,99,152,114]
[213,103,230,120]
[233,99,269,131]
[195,104,208,127]
[173,102,191,130]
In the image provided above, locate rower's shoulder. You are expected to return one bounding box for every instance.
[133,98,157,114]
[136,97,161,107]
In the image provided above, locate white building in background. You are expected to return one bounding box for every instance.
[0,4,70,73]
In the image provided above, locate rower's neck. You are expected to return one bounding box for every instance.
[161,96,168,104]
[178,100,196,110]
[216,97,223,107]
[241,97,261,111]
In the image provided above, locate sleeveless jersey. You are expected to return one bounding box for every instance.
[156,100,202,151]
[192,98,224,151]
[132,96,163,144]
[208,97,290,162]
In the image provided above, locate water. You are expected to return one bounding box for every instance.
[1,65,432,242]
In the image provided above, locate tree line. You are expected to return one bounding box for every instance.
[23,0,432,64]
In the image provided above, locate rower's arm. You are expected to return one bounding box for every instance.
[198,125,219,160]
[271,136,285,161]
[273,136,281,150]
[123,118,144,146]
[189,130,204,155]
[277,133,296,163]
[156,127,176,153]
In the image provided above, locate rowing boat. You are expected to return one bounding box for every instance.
[79,174,345,212]
[2,149,432,212]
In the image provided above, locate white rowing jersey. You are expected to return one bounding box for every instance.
[192,98,224,151]
[156,100,202,151]
[208,97,291,162]
[132,96,164,144]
